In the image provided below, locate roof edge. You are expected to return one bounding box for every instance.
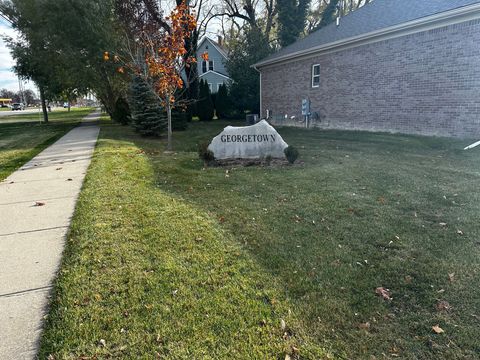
[254,2,480,69]
[199,70,232,80]
[198,36,228,60]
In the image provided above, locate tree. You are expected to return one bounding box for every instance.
[215,83,232,119]
[316,0,340,29]
[277,0,311,47]
[129,76,167,136]
[227,27,272,114]
[197,79,214,121]
[112,97,131,125]
[307,0,372,33]
[171,108,189,130]
[1,0,128,120]
[113,0,197,150]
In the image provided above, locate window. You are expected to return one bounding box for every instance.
[312,64,320,88]
[208,83,212,92]
[202,60,214,73]
[217,83,222,92]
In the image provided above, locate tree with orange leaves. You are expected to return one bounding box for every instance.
[113,0,197,150]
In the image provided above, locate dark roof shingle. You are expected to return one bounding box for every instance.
[256,0,480,67]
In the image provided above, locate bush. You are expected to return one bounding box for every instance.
[284,146,299,164]
[112,97,131,125]
[215,83,234,119]
[197,79,214,121]
[198,140,215,163]
[171,108,188,131]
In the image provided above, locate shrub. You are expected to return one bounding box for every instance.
[171,108,188,131]
[215,83,234,119]
[112,97,131,125]
[198,140,215,163]
[284,146,299,164]
[197,79,214,121]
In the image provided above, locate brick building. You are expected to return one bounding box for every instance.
[254,0,480,138]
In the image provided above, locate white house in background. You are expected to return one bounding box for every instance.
[196,36,232,93]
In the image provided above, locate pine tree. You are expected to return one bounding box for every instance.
[215,84,232,119]
[227,28,273,114]
[129,76,167,136]
[197,79,214,121]
[277,0,311,47]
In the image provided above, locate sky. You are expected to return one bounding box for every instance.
[0,17,35,94]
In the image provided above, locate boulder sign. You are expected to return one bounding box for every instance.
[208,120,288,160]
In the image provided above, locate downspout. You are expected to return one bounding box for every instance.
[251,64,262,118]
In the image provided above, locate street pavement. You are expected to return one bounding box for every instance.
[0,111,100,359]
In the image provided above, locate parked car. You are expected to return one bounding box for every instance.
[11,103,25,111]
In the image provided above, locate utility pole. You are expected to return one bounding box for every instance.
[18,78,26,105]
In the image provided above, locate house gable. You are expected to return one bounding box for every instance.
[197,37,229,77]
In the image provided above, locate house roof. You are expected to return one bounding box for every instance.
[199,70,232,80]
[198,37,228,59]
[255,0,480,67]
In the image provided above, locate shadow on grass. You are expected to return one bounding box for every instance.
[57,120,480,359]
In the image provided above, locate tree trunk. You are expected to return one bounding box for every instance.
[166,101,172,151]
[39,85,49,123]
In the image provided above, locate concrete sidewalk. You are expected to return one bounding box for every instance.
[0,112,100,359]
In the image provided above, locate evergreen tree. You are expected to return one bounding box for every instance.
[227,28,273,114]
[112,97,131,125]
[171,108,189,130]
[277,0,311,47]
[129,76,167,136]
[197,79,214,121]
[317,0,340,29]
[215,84,232,119]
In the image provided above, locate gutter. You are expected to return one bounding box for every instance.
[254,2,480,69]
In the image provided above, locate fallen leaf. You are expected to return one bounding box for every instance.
[34,201,46,207]
[448,273,455,282]
[457,230,464,235]
[98,339,107,347]
[67,178,73,181]
[436,300,452,312]
[281,319,286,330]
[375,287,392,301]
[404,275,413,284]
[219,216,225,223]
[377,196,386,204]
[432,325,444,334]
[292,215,302,223]
[358,322,371,330]
[285,355,291,360]
[439,222,447,227]
[56,167,62,171]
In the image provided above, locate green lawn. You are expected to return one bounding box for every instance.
[40,120,480,359]
[0,108,94,180]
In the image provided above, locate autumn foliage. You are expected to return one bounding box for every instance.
[108,0,197,147]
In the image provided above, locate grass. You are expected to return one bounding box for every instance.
[0,108,94,180]
[40,119,480,359]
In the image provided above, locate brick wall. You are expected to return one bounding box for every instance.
[260,19,480,138]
